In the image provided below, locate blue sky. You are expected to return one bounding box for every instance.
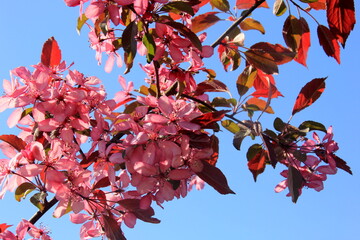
[0,1,359,239]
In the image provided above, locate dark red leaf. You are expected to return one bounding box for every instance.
[249,42,295,65]
[261,134,278,168]
[191,12,221,33]
[118,199,160,223]
[196,160,235,194]
[195,79,229,95]
[191,110,228,129]
[0,134,27,152]
[326,0,356,47]
[317,25,340,63]
[292,77,327,115]
[122,21,138,73]
[282,15,302,51]
[41,37,62,68]
[102,214,126,240]
[288,165,305,203]
[332,153,352,175]
[247,149,267,181]
[294,17,311,66]
[244,50,278,74]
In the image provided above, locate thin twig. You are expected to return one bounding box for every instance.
[211,0,267,48]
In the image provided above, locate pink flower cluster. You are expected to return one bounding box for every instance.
[0,57,214,238]
[275,127,346,197]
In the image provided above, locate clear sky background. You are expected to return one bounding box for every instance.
[0,1,359,239]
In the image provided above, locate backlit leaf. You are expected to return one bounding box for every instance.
[247,148,267,181]
[273,0,287,16]
[240,18,265,34]
[317,25,340,64]
[0,223,12,233]
[283,15,302,51]
[332,153,352,175]
[294,17,311,66]
[30,193,45,212]
[142,32,156,62]
[196,160,235,194]
[122,21,138,73]
[292,77,327,115]
[0,134,27,152]
[236,66,257,96]
[245,97,274,114]
[326,0,356,47]
[15,182,36,202]
[41,37,62,68]
[191,110,229,129]
[76,14,88,35]
[221,120,241,134]
[191,12,221,33]
[160,1,195,16]
[210,0,230,12]
[236,0,269,9]
[309,0,326,10]
[195,79,229,95]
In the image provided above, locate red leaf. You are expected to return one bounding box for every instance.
[292,77,327,115]
[41,37,62,68]
[102,214,126,240]
[252,70,283,98]
[261,134,278,168]
[309,0,326,10]
[195,79,229,95]
[0,223,12,233]
[326,0,356,47]
[247,149,267,181]
[317,25,340,64]
[288,165,305,203]
[196,160,235,194]
[236,0,268,9]
[0,134,27,152]
[118,199,160,223]
[249,42,295,65]
[191,110,228,129]
[332,153,352,175]
[191,12,221,33]
[294,17,311,67]
[282,15,302,52]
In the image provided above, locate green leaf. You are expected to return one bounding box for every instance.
[273,117,286,132]
[15,182,36,202]
[76,14,88,35]
[30,193,46,212]
[122,21,138,73]
[160,1,195,16]
[273,0,287,16]
[298,120,327,133]
[210,0,230,12]
[221,120,241,134]
[142,32,156,63]
[233,126,252,150]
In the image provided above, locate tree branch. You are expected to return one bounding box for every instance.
[29,197,58,225]
[211,0,266,48]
